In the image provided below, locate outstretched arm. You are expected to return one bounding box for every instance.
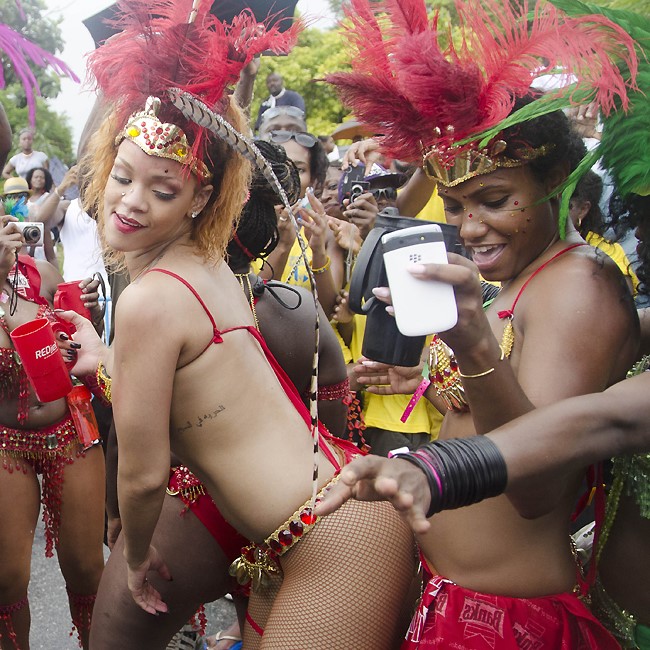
[316,371,650,528]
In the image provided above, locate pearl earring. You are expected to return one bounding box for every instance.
[191,211,199,219]
[121,192,126,197]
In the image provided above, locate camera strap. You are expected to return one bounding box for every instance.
[348,226,387,315]
[7,255,48,315]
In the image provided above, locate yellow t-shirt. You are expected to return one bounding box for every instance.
[586,231,639,295]
[251,237,312,288]
[350,314,443,437]
[415,184,446,223]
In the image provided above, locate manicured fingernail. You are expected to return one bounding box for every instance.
[371,287,390,299]
[409,264,426,274]
[70,342,82,349]
[59,333,69,341]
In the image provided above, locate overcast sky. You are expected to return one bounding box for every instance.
[42,0,335,153]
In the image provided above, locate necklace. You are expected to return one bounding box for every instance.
[235,273,260,330]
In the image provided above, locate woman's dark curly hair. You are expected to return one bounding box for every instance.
[227,140,301,271]
[570,170,605,238]
[502,95,586,183]
[609,192,650,296]
[25,167,54,193]
[308,139,330,197]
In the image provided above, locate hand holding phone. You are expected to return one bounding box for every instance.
[382,224,457,336]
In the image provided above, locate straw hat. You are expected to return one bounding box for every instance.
[2,177,31,197]
[331,120,375,142]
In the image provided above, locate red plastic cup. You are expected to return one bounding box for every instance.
[54,281,91,320]
[10,317,73,402]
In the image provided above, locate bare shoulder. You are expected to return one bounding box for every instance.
[114,272,186,332]
[517,242,639,388]
[527,243,637,321]
[35,259,63,299]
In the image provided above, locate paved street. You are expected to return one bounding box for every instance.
[29,516,236,649]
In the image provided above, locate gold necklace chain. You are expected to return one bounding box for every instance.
[235,273,260,330]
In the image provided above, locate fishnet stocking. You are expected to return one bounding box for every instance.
[245,499,418,649]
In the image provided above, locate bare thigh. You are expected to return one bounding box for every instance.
[56,445,106,594]
[0,462,41,601]
[90,493,233,649]
[246,499,418,650]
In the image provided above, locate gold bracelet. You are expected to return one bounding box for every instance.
[311,256,331,275]
[96,361,112,404]
[457,347,505,379]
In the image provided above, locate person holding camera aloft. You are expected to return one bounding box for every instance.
[254,130,347,318]
[321,0,641,646]
[0,216,105,649]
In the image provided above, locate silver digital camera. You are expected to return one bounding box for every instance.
[16,221,44,246]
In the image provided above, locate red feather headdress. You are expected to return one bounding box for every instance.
[326,0,637,186]
[86,0,300,180]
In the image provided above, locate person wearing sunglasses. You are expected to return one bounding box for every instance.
[255,129,346,318]
[254,72,306,133]
[257,106,307,138]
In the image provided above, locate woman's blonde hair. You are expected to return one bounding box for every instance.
[79,95,251,272]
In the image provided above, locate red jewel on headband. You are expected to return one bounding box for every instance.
[514,201,519,206]
[468,213,473,218]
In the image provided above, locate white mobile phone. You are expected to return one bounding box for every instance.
[382,224,457,336]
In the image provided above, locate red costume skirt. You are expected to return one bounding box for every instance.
[0,414,85,557]
[402,575,621,649]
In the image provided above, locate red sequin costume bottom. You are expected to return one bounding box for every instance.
[0,414,85,557]
[166,465,249,630]
[402,574,621,649]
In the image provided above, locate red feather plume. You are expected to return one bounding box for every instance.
[87,0,300,160]
[326,0,637,163]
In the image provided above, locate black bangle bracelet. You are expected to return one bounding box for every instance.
[393,452,441,518]
[415,437,508,513]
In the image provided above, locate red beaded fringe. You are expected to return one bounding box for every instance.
[66,588,96,648]
[0,415,84,557]
[343,390,369,452]
[188,604,208,636]
[0,596,28,649]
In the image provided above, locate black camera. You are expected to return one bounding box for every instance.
[338,165,369,204]
[349,208,463,366]
[17,222,44,246]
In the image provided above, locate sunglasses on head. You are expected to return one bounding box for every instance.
[262,106,306,122]
[263,130,318,148]
[371,187,398,201]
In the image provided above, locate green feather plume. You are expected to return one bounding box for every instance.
[460,0,649,237]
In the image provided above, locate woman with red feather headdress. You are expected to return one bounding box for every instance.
[315,0,644,647]
[57,1,420,648]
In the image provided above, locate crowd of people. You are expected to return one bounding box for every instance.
[0,0,649,648]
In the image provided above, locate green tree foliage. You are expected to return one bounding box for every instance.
[252,1,457,138]
[251,27,352,137]
[602,0,650,11]
[0,90,74,165]
[0,0,74,164]
[1,0,66,100]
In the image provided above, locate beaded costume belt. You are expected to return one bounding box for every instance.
[0,414,79,461]
[229,474,340,591]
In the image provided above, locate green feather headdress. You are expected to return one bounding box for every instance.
[461,0,649,237]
